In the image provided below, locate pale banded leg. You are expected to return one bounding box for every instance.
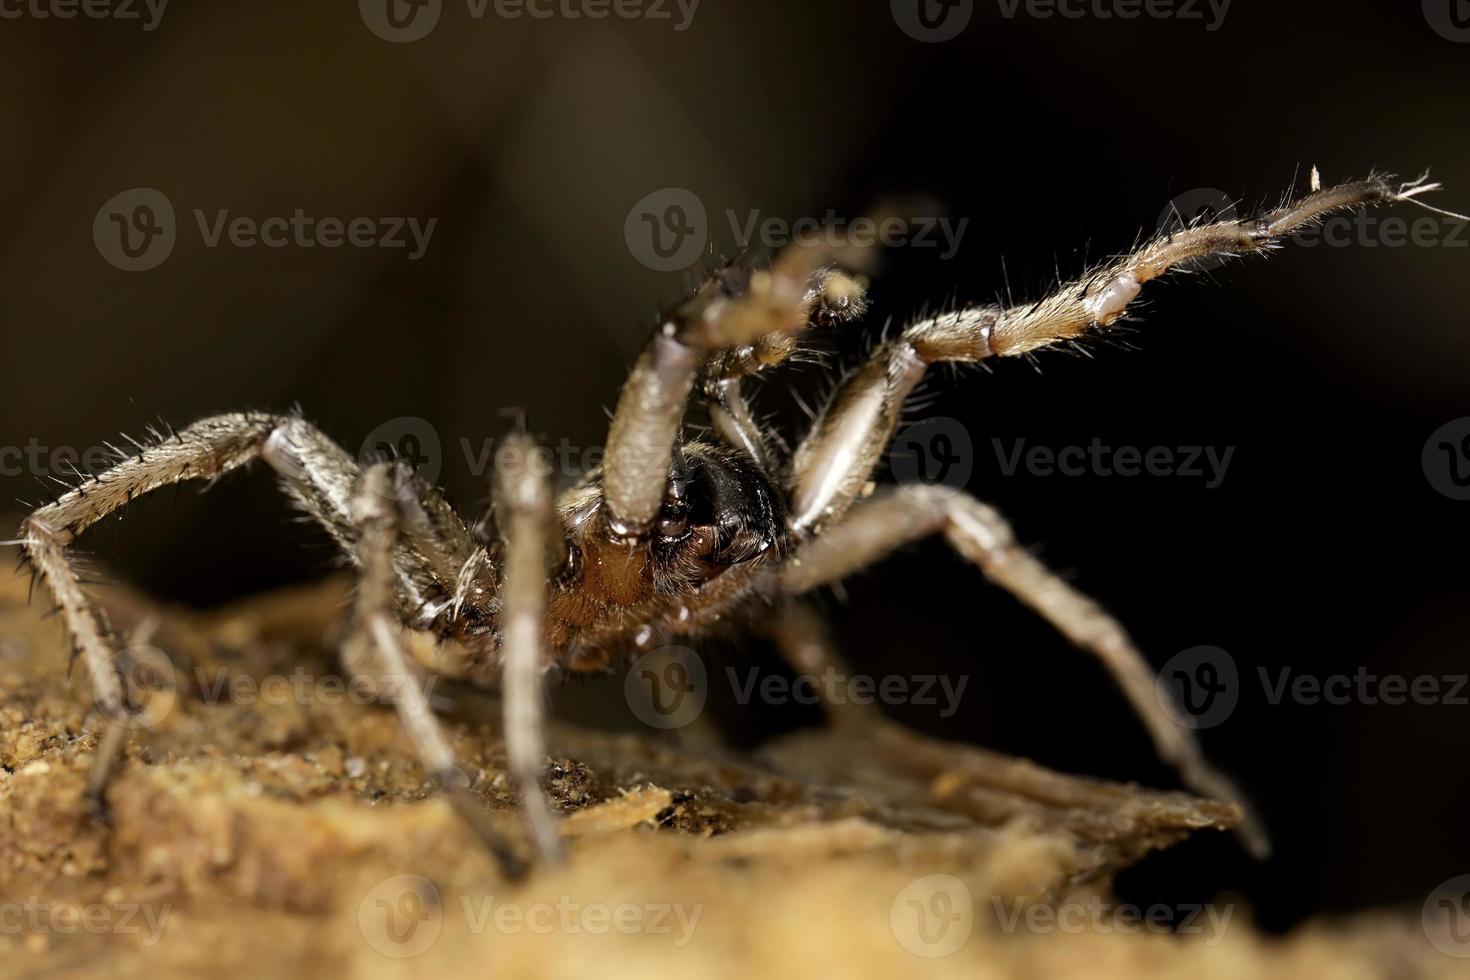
[348,463,530,878]
[263,416,490,629]
[12,413,484,812]
[493,435,562,862]
[788,175,1452,534]
[17,413,280,809]
[780,484,1269,857]
[603,239,867,537]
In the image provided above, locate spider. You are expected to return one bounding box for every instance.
[11,171,1460,878]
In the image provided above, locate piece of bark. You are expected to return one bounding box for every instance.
[0,574,1455,978]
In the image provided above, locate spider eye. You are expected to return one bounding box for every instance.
[657,511,689,538]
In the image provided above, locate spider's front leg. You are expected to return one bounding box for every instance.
[602,245,867,536]
[775,174,1457,854]
[780,484,1271,856]
[787,174,1451,533]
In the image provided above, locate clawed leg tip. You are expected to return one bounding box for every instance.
[497,854,533,881]
[492,836,566,881]
[83,790,112,825]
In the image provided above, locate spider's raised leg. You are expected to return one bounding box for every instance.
[788,175,1450,533]
[348,462,531,877]
[779,484,1269,857]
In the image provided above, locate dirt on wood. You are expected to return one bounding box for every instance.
[0,573,1454,978]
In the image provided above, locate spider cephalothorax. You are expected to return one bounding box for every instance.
[15,171,1461,878]
[543,440,787,668]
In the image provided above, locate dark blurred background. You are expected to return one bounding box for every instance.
[1,0,1466,933]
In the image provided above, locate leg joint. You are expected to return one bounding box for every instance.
[939,493,1015,566]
